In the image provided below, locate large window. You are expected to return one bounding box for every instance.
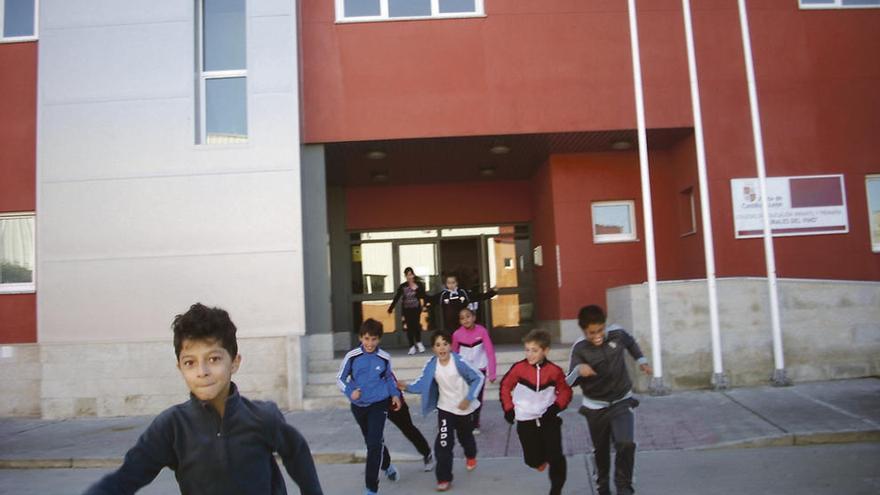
[0,213,35,293]
[867,175,880,253]
[591,201,638,244]
[197,0,248,144]
[336,0,484,22]
[0,0,37,42]
[799,0,880,8]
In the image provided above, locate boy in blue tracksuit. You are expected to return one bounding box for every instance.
[337,319,402,495]
[398,331,484,492]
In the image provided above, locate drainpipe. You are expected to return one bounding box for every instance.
[735,0,789,386]
[681,0,728,390]
[626,0,667,395]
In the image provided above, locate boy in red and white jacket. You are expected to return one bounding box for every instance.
[500,329,573,495]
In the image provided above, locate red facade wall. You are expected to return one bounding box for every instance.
[0,42,38,344]
[0,42,37,213]
[345,180,532,231]
[0,294,37,344]
[545,153,648,319]
[300,0,691,143]
[530,161,561,322]
[691,2,880,280]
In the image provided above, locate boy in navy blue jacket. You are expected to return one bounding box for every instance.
[337,319,402,495]
[83,303,323,495]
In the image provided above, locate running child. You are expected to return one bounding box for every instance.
[500,329,572,495]
[337,319,402,495]
[451,307,496,434]
[83,303,323,495]
[566,305,652,495]
[425,274,496,333]
[398,331,484,492]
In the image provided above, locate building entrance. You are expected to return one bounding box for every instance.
[348,225,535,348]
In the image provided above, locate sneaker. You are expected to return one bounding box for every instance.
[416,342,426,353]
[407,346,417,355]
[385,464,400,482]
[472,428,481,436]
[536,462,548,472]
[436,481,451,491]
[466,457,477,471]
[363,490,377,495]
[423,451,435,472]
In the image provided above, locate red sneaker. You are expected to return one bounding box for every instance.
[536,463,548,472]
[466,457,477,471]
[436,481,451,491]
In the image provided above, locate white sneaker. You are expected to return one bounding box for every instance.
[472,428,481,436]
[407,345,417,355]
[416,342,426,353]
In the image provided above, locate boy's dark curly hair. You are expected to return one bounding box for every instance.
[172,303,238,359]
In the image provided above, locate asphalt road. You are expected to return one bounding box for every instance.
[1,442,878,495]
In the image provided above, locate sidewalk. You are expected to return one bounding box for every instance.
[1,378,878,468]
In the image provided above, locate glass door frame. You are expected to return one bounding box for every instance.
[347,224,534,346]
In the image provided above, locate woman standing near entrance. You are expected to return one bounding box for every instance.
[388,267,427,355]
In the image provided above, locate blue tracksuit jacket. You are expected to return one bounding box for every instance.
[336,345,400,407]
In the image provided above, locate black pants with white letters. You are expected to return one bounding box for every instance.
[435,409,477,483]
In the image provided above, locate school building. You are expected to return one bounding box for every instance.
[1,0,878,418]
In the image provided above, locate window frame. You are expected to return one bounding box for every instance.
[0,212,36,294]
[866,175,880,253]
[591,200,638,244]
[334,0,485,24]
[196,0,249,146]
[799,0,880,9]
[0,0,39,44]
[679,187,697,237]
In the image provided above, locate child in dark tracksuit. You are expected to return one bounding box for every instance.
[500,329,572,495]
[400,331,485,492]
[337,319,402,495]
[388,372,435,471]
[83,303,323,495]
[566,305,652,495]
[426,274,496,333]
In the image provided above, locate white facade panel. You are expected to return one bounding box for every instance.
[37,0,305,350]
[38,251,303,342]
[41,0,191,30]
[39,22,192,104]
[39,171,300,261]
[249,15,297,94]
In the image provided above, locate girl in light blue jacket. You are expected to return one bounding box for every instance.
[399,331,484,491]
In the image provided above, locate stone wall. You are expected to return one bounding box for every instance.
[607,278,880,391]
[2,335,302,419]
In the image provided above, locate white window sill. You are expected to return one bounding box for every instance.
[0,36,38,44]
[336,13,486,24]
[593,237,639,244]
[0,284,36,295]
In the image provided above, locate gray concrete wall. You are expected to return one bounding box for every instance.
[34,0,307,416]
[301,145,332,340]
[0,345,41,416]
[607,278,880,391]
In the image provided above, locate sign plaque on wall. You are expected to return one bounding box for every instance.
[730,174,848,239]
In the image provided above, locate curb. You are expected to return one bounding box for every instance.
[691,429,880,451]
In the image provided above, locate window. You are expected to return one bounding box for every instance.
[591,200,637,243]
[336,0,484,22]
[0,0,37,42]
[0,213,35,293]
[867,175,880,253]
[799,0,880,8]
[197,0,247,144]
[678,187,697,236]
